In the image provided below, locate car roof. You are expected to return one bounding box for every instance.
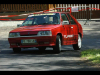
[29,11,70,15]
[43,11,69,13]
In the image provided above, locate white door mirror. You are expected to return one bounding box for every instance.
[62,21,69,25]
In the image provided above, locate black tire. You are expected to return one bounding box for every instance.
[53,35,61,53]
[73,34,82,50]
[38,47,46,52]
[13,48,21,53]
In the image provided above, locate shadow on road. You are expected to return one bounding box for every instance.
[0,48,80,58]
[0,48,99,71]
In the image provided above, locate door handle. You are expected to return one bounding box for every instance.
[71,27,73,29]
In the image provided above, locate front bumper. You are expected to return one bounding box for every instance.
[8,36,56,48]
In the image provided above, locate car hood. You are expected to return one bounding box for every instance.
[10,24,60,33]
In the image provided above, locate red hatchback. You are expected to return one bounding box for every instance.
[8,12,83,53]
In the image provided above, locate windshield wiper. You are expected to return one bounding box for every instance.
[38,23,52,25]
[28,24,37,26]
[38,23,59,25]
[21,24,38,26]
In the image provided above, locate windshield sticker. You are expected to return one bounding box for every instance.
[49,17,53,21]
[28,13,55,17]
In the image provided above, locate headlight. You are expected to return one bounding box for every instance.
[37,31,52,36]
[9,32,20,37]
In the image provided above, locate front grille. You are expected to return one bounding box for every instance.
[20,34,37,36]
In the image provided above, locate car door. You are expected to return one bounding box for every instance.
[66,13,78,43]
[61,13,74,45]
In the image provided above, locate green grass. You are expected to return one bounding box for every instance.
[81,49,100,64]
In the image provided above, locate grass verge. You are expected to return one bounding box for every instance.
[81,49,100,64]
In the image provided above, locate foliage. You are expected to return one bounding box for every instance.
[81,49,100,64]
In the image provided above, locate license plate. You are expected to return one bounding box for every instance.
[21,39,36,44]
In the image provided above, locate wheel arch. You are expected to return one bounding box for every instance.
[78,33,82,39]
[57,33,62,45]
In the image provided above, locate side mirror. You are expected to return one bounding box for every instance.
[17,24,22,27]
[62,21,69,25]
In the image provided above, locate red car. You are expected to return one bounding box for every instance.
[8,12,83,53]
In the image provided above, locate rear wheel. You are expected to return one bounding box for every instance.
[53,35,61,53]
[13,48,21,53]
[73,34,82,50]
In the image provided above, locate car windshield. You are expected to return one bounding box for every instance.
[22,13,60,26]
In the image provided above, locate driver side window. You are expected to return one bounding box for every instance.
[61,14,69,21]
[67,13,76,24]
[61,13,70,25]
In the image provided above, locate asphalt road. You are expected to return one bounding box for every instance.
[0,21,100,71]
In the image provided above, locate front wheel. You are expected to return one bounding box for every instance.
[73,34,82,50]
[53,35,61,53]
[13,48,21,53]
